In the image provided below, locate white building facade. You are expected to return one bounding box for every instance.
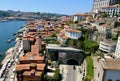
[57,26,82,43]
[73,14,87,22]
[65,29,81,39]
[99,40,116,53]
[92,0,118,12]
[115,37,120,57]
[97,24,109,32]
[102,4,120,17]
[94,58,120,81]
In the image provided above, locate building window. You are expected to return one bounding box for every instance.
[108,79,112,81]
[98,73,99,77]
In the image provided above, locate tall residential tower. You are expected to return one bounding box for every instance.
[92,0,118,12]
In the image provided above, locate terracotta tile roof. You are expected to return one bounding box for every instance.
[55,28,62,31]
[100,24,108,27]
[18,64,45,76]
[66,29,81,33]
[60,30,65,34]
[19,55,44,61]
[35,71,43,76]
[96,20,105,23]
[42,41,45,45]
[103,58,120,70]
[64,25,70,29]
[37,64,46,70]
[23,71,31,76]
[23,36,35,41]
[23,70,42,76]
[58,34,68,40]
[74,13,88,16]
[16,64,30,71]
[31,45,39,54]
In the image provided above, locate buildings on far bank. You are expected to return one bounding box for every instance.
[16,21,46,81]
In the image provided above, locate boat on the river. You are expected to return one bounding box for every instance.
[7,38,15,43]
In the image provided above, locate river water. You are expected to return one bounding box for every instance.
[0,21,25,61]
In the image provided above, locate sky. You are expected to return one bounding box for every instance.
[0,0,93,15]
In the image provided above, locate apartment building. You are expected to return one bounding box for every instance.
[57,25,81,43]
[115,37,120,58]
[92,0,118,12]
[94,58,120,81]
[102,4,120,17]
[99,39,116,53]
[73,14,87,22]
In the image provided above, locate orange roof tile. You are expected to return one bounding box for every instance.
[64,25,70,29]
[16,64,30,71]
[23,36,35,41]
[23,70,43,76]
[60,30,65,34]
[100,24,108,27]
[23,71,31,76]
[19,55,44,61]
[37,64,46,70]
[35,71,43,76]
[58,34,68,40]
[66,29,81,33]
[74,13,88,16]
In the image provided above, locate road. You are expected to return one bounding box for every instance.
[60,65,85,81]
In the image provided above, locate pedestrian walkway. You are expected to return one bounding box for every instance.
[59,65,85,81]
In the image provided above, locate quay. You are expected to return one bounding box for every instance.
[0,26,26,81]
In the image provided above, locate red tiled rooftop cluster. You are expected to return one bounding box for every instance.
[16,21,46,81]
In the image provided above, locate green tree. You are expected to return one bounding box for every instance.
[53,69,60,81]
[74,21,79,24]
[117,0,120,4]
[76,41,84,49]
[66,21,74,26]
[114,13,119,17]
[102,13,109,18]
[114,22,120,28]
[84,40,99,53]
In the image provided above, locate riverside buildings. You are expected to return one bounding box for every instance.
[92,0,118,12]
[16,21,46,81]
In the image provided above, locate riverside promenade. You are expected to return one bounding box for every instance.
[1,47,14,65]
[0,26,26,80]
